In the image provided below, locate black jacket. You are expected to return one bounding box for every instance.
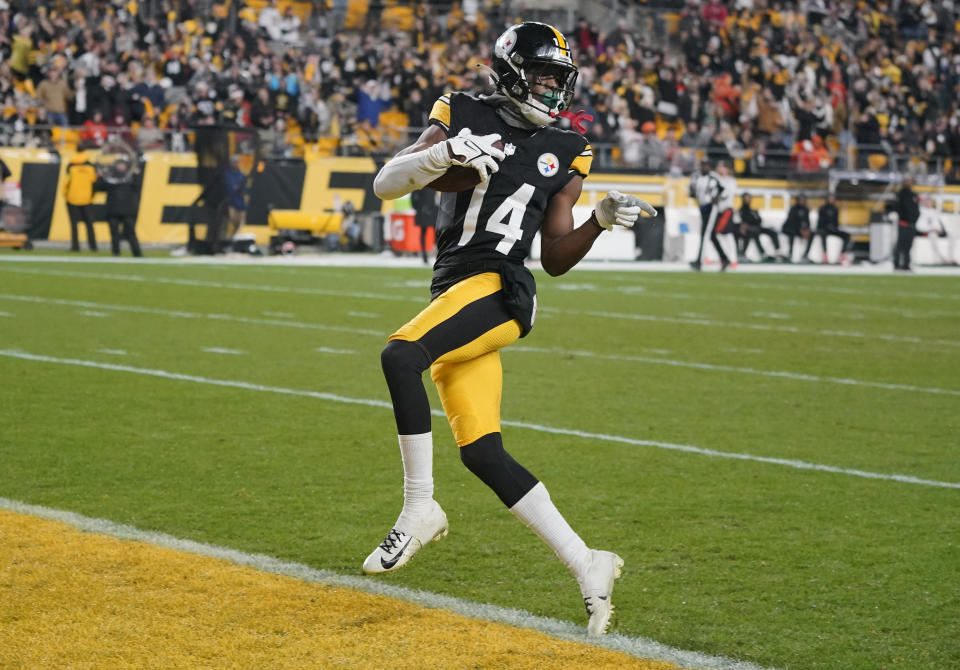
[411,188,438,229]
[817,202,840,231]
[739,204,762,227]
[895,186,920,226]
[98,165,143,218]
[782,204,811,234]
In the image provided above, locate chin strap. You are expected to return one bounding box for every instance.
[557,109,593,135]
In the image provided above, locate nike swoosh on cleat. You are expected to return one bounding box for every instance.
[380,537,413,569]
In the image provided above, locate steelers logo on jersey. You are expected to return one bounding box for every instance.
[537,153,560,177]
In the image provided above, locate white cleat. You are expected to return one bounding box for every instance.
[362,500,448,574]
[578,549,624,637]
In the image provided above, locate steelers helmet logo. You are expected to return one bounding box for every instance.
[537,153,560,177]
[495,29,518,58]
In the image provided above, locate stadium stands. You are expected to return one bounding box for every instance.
[0,1,957,180]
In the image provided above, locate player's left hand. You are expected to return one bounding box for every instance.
[593,191,657,230]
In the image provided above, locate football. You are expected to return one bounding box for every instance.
[428,165,482,192]
[428,139,505,192]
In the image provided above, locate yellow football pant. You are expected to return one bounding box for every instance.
[389,273,521,446]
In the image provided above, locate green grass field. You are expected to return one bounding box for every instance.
[0,257,957,670]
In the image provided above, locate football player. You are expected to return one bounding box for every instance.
[707,160,737,270]
[366,21,656,637]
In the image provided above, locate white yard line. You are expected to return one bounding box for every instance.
[1,349,956,490]
[0,496,777,670]
[735,279,960,301]
[315,346,356,355]
[578,283,957,319]
[0,293,386,337]
[0,266,427,303]
[598,272,960,301]
[544,307,960,348]
[509,346,960,397]
[3,265,958,347]
[6,262,959,322]
[612,287,960,319]
[3,292,955,395]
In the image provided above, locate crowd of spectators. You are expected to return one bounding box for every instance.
[0,0,959,181]
[572,0,960,179]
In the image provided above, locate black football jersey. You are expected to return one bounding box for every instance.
[427,92,592,280]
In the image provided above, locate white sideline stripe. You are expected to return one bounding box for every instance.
[0,497,775,670]
[0,293,386,337]
[202,347,245,355]
[510,346,960,397]
[2,349,957,491]
[4,292,956,395]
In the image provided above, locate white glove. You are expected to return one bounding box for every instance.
[444,128,506,182]
[593,190,658,230]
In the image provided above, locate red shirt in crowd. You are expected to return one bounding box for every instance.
[81,119,108,146]
[702,0,729,27]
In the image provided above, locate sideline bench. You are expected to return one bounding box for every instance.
[267,210,343,236]
[0,231,29,249]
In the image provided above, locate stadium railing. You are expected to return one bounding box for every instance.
[3,123,957,184]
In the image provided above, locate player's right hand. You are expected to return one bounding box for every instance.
[445,128,506,182]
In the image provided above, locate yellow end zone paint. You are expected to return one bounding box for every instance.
[0,510,679,670]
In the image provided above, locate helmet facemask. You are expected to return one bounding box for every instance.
[520,61,578,124]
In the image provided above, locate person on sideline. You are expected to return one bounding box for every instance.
[63,144,99,252]
[99,156,143,257]
[0,157,11,223]
[893,176,920,271]
[688,158,724,270]
[918,197,957,265]
[706,160,738,270]
[365,22,656,637]
[737,192,781,261]
[223,156,248,241]
[410,187,439,264]
[814,194,852,264]
[781,194,813,262]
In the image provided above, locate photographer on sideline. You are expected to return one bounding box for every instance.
[97,155,143,257]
